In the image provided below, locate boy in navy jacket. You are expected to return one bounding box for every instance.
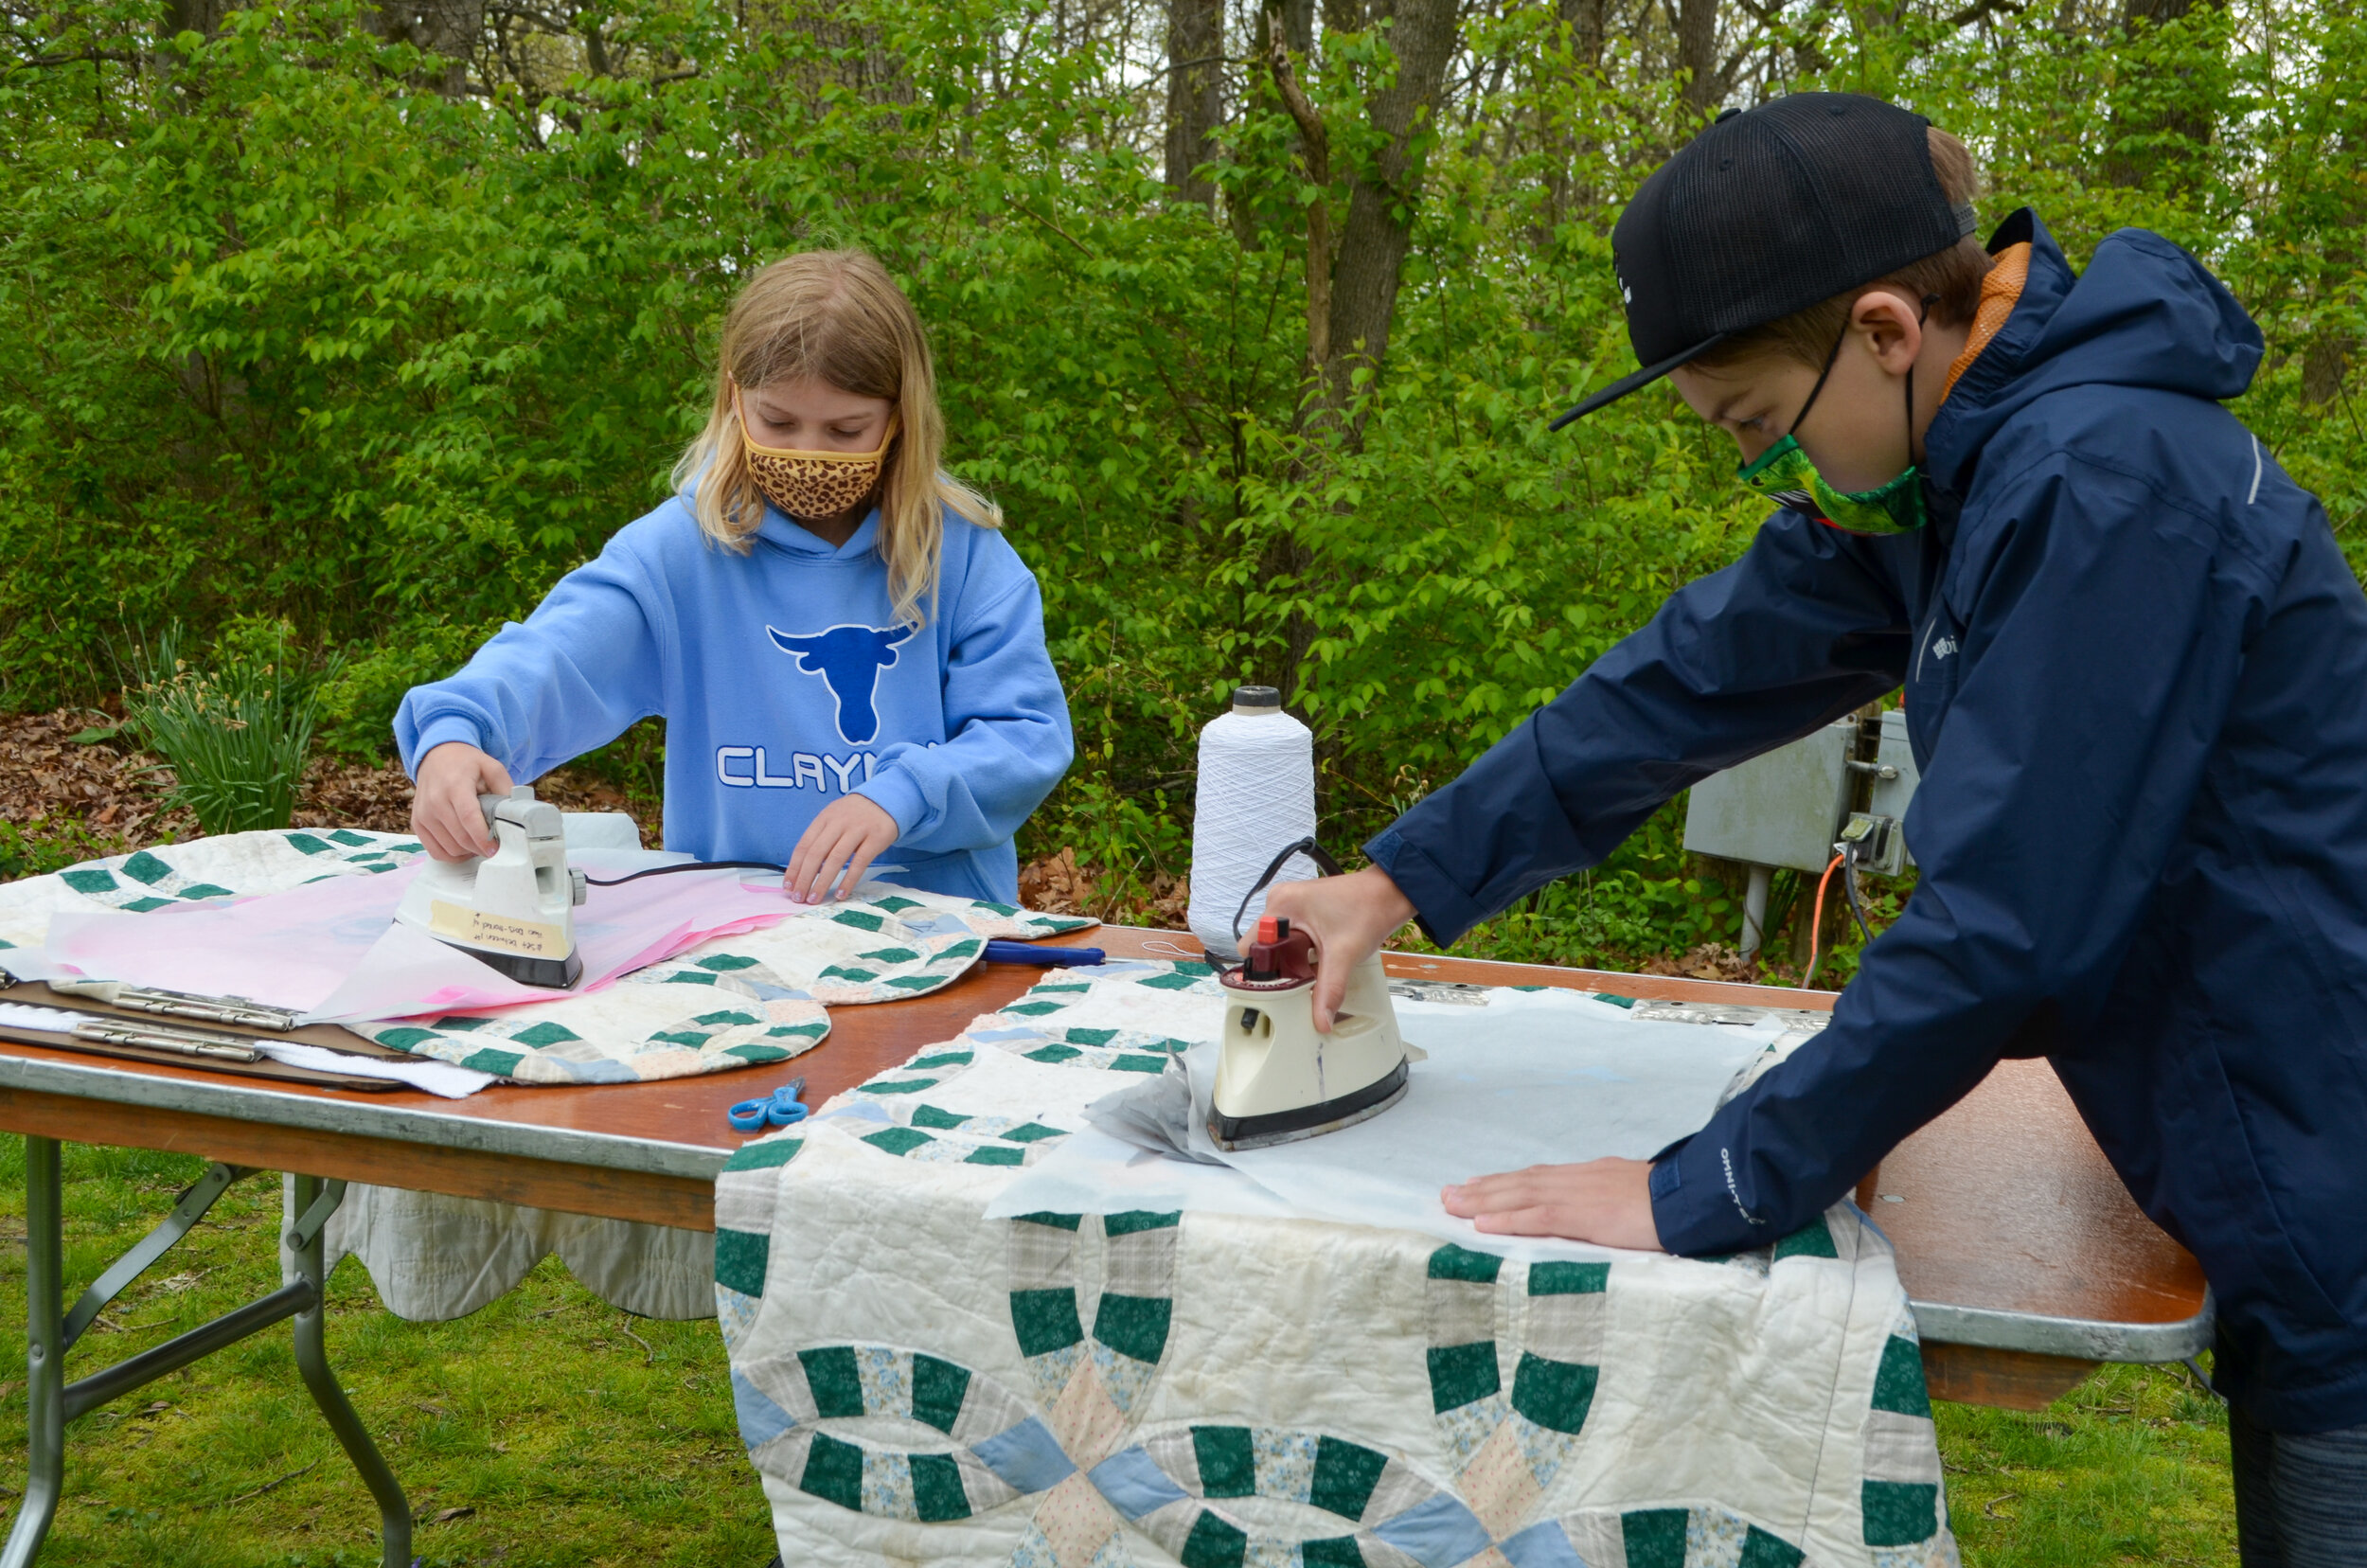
[1270,93,2367,1559]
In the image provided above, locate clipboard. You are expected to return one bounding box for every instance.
[0,981,424,1093]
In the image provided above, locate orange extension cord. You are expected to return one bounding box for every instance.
[1805,852,1844,989]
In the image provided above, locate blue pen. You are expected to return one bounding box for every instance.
[981,940,1105,967]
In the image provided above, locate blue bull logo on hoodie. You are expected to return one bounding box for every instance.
[766,622,914,744]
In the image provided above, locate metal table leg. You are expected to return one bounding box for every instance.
[2,1137,65,1568]
[0,1146,409,1565]
[286,1174,409,1568]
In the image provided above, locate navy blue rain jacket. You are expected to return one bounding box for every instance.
[1368,209,2367,1432]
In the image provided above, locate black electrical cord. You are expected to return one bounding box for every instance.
[1841,846,1878,950]
[1228,836,1346,942]
[1803,843,1881,991]
[581,859,787,887]
[1207,835,1348,979]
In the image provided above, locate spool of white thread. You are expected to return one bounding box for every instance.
[1187,686,1318,961]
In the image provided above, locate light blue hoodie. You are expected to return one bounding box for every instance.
[394,496,1074,901]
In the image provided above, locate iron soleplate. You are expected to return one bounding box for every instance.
[1207,1057,1411,1151]
[435,938,582,990]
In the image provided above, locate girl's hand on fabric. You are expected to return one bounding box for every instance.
[785,795,899,903]
[412,743,514,863]
[1441,1158,1665,1252]
[1262,866,1415,1033]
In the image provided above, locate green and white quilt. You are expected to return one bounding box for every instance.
[0,829,1095,1085]
[715,964,1960,1567]
[349,886,1095,1084]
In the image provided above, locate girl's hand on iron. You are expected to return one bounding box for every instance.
[1262,866,1415,1033]
[412,742,512,863]
[1442,1158,1665,1251]
[786,795,899,903]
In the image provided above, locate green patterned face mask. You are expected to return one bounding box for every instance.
[1732,296,1932,536]
[1735,434,1927,534]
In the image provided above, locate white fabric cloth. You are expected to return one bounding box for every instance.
[285,1180,716,1321]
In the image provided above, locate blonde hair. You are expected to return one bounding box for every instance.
[1697,128,1992,372]
[671,249,1000,627]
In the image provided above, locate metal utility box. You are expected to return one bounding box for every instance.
[1868,708,1920,845]
[1682,719,1858,875]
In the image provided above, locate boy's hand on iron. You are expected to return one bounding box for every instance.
[412,742,512,863]
[786,795,899,903]
[1442,1158,1664,1252]
[1262,866,1416,1032]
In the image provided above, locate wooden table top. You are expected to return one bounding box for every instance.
[0,924,2209,1384]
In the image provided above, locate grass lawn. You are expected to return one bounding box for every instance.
[0,1141,2237,1566]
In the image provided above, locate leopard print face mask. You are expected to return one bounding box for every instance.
[738,397,898,522]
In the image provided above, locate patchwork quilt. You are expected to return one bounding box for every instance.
[716,965,1960,1567]
[0,829,1095,1084]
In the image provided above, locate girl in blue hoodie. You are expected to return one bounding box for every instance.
[400,248,1074,905]
[340,258,1075,1329]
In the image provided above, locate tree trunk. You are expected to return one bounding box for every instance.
[2104,0,2218,190]
[1255,0,1461,704]
[1164,0,1225,206]
[1280,0,1316,54]
[162,0,232,38]
[1543,0,1611,241]
[2300,110,2367,409]
[1671,0,1720,116]
[363,0,486,95]
[1566,0,1608,72]
[1319,0,1463,425]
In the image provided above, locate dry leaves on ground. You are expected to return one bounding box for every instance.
[1639,941,1760,984]
[0,706,651,856]
[1018,846,1189,928]
[0,706,196,844]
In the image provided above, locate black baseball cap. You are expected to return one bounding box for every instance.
[1551,93,1977,429]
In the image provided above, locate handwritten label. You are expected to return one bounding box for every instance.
[427,899,567,960]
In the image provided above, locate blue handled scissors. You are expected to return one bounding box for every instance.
[728,1076,810,1133]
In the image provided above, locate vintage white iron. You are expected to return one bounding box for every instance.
[393,785,587,989]
[1209,912,1417,1150]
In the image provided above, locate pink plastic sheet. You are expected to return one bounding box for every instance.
[40,863,797,1023]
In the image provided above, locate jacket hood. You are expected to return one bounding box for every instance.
[756,507,881,560]
[673,472,884,560]
[1925,209,2264,500]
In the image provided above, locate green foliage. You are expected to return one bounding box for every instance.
[0,817,119,882]
[121,619,333,835]
[1397,803,1740,969]
[316,619,497,762]
[2,0,2360,967]
[1021,766,1193,914]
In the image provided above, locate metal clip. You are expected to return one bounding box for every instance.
[71,1021,261,1062]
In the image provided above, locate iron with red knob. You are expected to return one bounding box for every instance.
[1208,912,1415,1150]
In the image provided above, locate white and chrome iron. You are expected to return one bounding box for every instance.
[393,785,587,989]
[1204,836,1422,1150]
[1210,913,1414,1149]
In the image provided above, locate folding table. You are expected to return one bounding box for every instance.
[0,928,2209,1562]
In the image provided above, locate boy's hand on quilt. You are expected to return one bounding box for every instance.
[1442,1158,1665,1251]
[412,742,513,862]
[787,795,899,904]
[1263,866,1416,1033]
